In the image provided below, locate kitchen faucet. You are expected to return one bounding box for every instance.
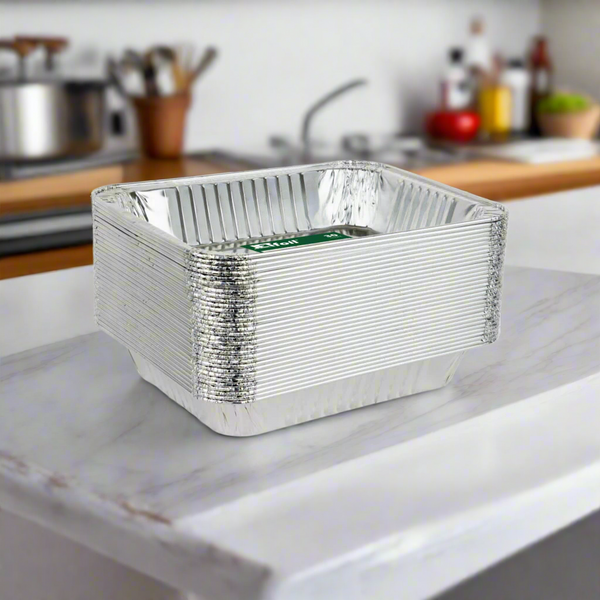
[300,78,368,161]
[270,78,368,163]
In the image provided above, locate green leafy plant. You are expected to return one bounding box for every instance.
[537,93,593,114]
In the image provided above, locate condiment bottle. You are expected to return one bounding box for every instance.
[501,59,530,134]
[478,55,511,138]
[465,17,492,112]
[466,17,492,75]
[529,36,553,135]
[441,47,471,110]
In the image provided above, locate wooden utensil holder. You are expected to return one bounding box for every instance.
[133,93,191,159]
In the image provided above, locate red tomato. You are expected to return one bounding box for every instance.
[426,111,480,142]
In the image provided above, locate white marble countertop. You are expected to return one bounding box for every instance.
[2,264,600,600]
[503,184,600,276]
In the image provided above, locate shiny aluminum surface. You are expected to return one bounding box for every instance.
[0,80,105,160]
[130,349,466,437]
[92,161,507,436]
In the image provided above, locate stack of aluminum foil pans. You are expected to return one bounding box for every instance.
[92,161,507,436]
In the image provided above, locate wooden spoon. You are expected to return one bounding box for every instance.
[186,46,217,90]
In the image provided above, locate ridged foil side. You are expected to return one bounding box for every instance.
[483,214,508,344]
[321,164,381,228]
[131,349,466,436]
[186,250,258,404]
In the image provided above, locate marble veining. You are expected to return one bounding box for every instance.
[1,265,600,599]
[2,267,599,518]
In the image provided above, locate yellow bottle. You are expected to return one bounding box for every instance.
[479,85,512,137]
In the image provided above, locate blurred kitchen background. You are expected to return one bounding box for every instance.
[0,0,599,278]
[1,3,600,600]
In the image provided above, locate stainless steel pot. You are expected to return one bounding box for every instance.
[0,79,106,161]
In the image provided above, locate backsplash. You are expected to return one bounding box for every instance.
[0,0,541,152]
[542,0,600,103]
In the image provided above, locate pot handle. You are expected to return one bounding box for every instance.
[0,37,38,79]
[16,36,68,71]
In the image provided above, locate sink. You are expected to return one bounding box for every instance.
[198,135,463,171]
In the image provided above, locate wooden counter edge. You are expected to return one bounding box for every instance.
[1,245,93,280]
[0,158,234,216]
[3,156,600,216]
[3,155,600,279]
[415,156,600,200]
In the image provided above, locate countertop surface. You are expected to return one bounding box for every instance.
[503,184,600,276]
[1,265,600,600]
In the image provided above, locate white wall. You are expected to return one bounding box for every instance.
[541,0,600,102]
[1,0,541,152]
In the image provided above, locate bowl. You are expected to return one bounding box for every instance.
[537,105,600,139]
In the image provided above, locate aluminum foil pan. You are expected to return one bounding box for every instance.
[92,161,507,436]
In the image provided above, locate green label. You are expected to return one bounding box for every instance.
[242,231,351,253]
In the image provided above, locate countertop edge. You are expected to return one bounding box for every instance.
[0,450,273,600]
[204,373,600,600]
[2,372,600,600]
